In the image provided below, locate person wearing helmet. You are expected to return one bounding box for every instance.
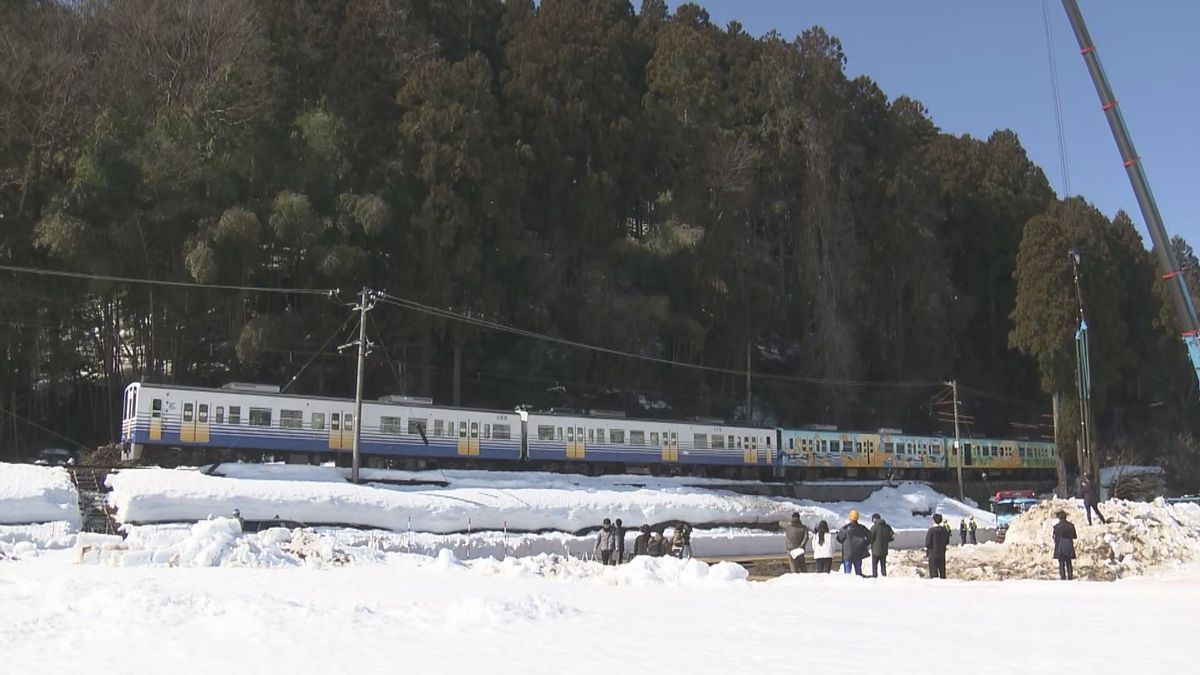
[835,510,871,576]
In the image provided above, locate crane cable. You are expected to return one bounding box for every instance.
[1042,0,1072,196]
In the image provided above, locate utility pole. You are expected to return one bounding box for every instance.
[745,341,752,423]
[340,288,376,484]
[1068,249,1095,485]
[949,380,964,502]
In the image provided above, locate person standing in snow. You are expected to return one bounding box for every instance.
[614,518,626,563]
[671,522,693,559]
[232,508,244,532]
[1078,478,1108,526]
[1053,510,1077,580]
[811,520,834,573]
[647,530,665,557]
[633,524,651,557]
[779,512,810,573]
[868,513,894,577]
[968,516,978,545]
[926,514,950,578]
[958,519,968,545]
[595,518,618,565]
[835,510,871,576]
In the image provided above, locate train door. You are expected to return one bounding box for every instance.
[661,431,679,462]
[181,402,193,442]
[743,436,757,464]
[329,411,353,450]
[195,403,210,443]
[457,420,481,456]
[567,426,585,460]
[149,397,163,441]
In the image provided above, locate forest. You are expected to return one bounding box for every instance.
[1,0,1198,488]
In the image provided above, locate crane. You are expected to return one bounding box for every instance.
[1059,0,1200,391]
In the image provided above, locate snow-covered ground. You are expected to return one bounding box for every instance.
[0,462,80,527]
[106,465,994,544]
[3,543,1197,674]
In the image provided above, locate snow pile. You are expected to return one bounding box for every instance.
[75,518,370,568]
[106,466,991,545]
[0,462,81,527]
[889,498,1200,581]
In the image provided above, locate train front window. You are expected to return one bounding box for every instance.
[151,399,162,420]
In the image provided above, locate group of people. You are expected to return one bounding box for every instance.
[779,510,895,577]
[957,517,978,545]
[593,518,694,564]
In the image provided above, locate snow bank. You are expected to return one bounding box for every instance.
[76,516,750,587]
[0,462,81,527]
[107,465,991,545]
[889,498,1200,581]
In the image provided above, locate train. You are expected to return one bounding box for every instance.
[119,381,1057,479]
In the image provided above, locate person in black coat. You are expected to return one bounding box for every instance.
[1078,479,1108,526]
[835,510,871,576]
[868,513,894,577]
[1053,510,1078,580]
[632,524,651,557]
[614,518,626,563]
[925,513,951,579]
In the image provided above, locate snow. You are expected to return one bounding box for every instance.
[106,465,993,548]
[889,497,1200,581]
[0,462,81,527]
[2,543,1198,674]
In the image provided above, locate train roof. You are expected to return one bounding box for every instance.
[524,408,771,431]
[128,381,516,416]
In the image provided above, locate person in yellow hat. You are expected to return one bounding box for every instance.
[836,509,871,576]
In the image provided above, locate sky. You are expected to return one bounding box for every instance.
[669,1,1200,251]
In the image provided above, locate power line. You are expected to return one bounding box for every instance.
[0,403,93,454]
[375,291,940,390]
[0,263,334,296]
[280,313,357,393]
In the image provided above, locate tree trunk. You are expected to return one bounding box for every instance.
[452,345,462,407]
[1053,392,1068,496]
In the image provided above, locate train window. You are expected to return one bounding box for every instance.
[494,424,511,440]
[650,432,659,445]
[484,424,491,439]
[228,406,241,425]
[344,414,353,432]
[587,429,594,442]
[609,429,625,444]
[152,399,162,419]
[630,430,645,446]
[766,436,771,448]
[311,412,325,430]
[249,408,272,426]
[788,438,795,450]
[215,407,224,424]
[331,413,340,431]
[670,432,677,445]
[470,422,479,439]
[183,403,194,423]
[280,410,302,429]
[557,428,563,441]
[198,404,209,423]
[460,422,468,439]
[694,434,708,449]
[407,418,427,435]
[727,435,734,449]
[537,425,554,441]
[593,428,603,444]
[434,420,444,437]
[855,441,863,453]
[713,435,725,449]
[380,416,402,434]
[830,440,841,453]
[567,427,575,442]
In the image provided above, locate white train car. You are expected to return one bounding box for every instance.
[524,411,776,468]
[120,382,522,463]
